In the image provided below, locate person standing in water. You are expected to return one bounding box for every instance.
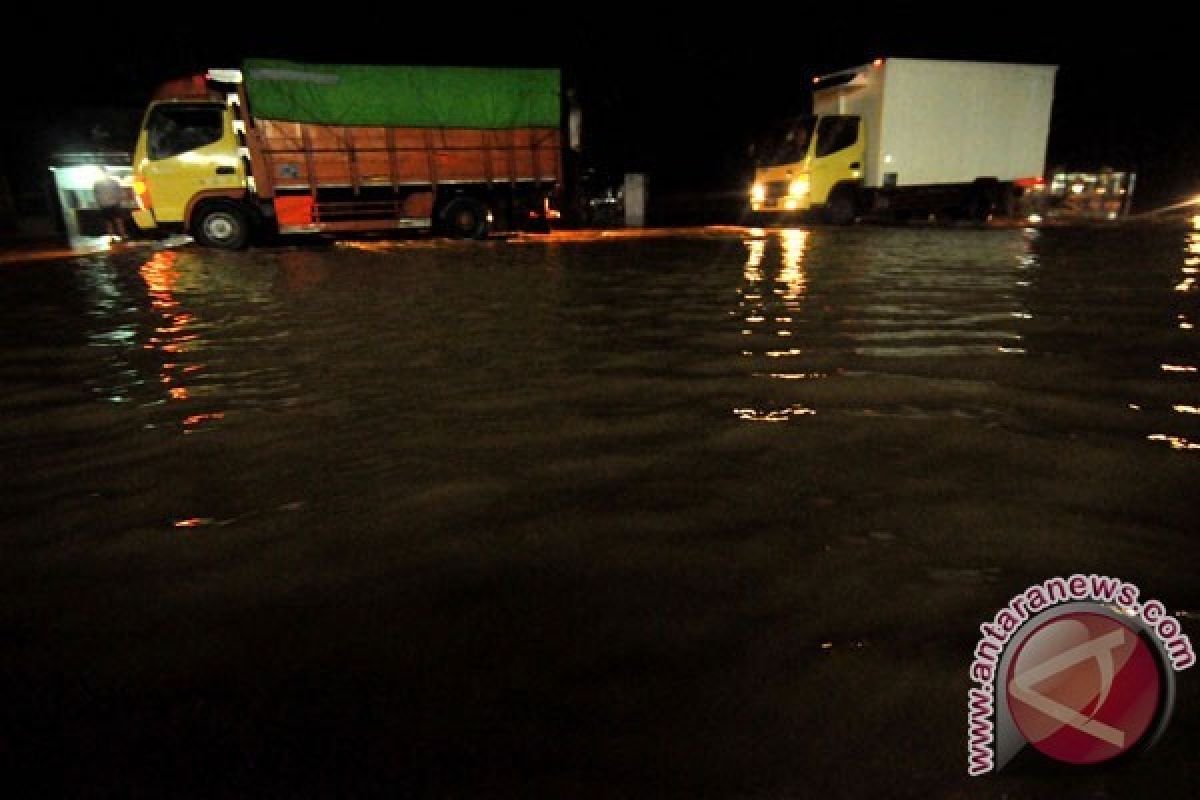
[93,167,128,242]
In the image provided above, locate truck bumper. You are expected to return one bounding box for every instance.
[752,199,814,213]
[132,209,158,231]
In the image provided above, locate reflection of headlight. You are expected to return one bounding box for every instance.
[789,178,810,197]
[751,183,765,202]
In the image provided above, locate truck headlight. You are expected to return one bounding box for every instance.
[789,177,810,197]
[751,183,765,202]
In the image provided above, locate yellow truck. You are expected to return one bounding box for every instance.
[131,60,563,248]
[750,58,1058,224]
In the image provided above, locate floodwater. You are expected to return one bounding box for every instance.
[1,225,1197,797]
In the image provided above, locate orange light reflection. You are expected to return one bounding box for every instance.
[138,250,218,432]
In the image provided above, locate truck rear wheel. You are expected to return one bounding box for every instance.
[192,202,250,250]
[825,187,858,226]
[442,197,491,239]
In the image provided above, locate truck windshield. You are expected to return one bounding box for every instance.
[753,116,816,167]
[146,104,225,160]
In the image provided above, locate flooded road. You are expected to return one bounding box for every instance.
[2,225,1198,797]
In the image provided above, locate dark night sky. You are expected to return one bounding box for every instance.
[6,5,1199,211]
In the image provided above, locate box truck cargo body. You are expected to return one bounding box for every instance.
[750,58,1058,223]
[131,60,563,248]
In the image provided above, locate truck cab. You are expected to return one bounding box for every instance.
[750,114,865,222]
[131,76,251,247]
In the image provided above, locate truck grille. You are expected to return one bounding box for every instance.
[765,180,790,201]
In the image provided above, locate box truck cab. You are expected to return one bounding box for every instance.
[750,114,865,222]
[750,58,1057,224]
[132,62,564,248]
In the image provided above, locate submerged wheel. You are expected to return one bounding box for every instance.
[964,191,994,223]
[825,187,858,226]
[192,203,250,250]
[442,197,491,239]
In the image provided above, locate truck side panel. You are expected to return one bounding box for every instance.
[251,122,562,191]
[876,59,1056,188]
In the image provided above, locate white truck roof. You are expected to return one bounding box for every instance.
[814,58,1058,188]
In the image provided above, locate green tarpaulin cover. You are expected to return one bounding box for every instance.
[243,59,560,129]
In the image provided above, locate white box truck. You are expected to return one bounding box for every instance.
[749,58,1058,223]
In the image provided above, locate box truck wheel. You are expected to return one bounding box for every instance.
[442,197,491,239]
[963,188,995,222]
[192,202,250,250]
[826,187,858,226]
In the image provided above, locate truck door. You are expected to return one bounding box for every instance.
[809,116,864,206]
[138,103,242,225]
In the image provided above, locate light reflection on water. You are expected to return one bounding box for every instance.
[73,248,305,435]
[8,225,1197,471]
[1143,227,1200,451]
[0,224,1197,541]
[731,226,1038,421]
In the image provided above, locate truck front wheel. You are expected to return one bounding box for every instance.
[825,188,858,226]
[193,203,250,250]
[963,189,994,223]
